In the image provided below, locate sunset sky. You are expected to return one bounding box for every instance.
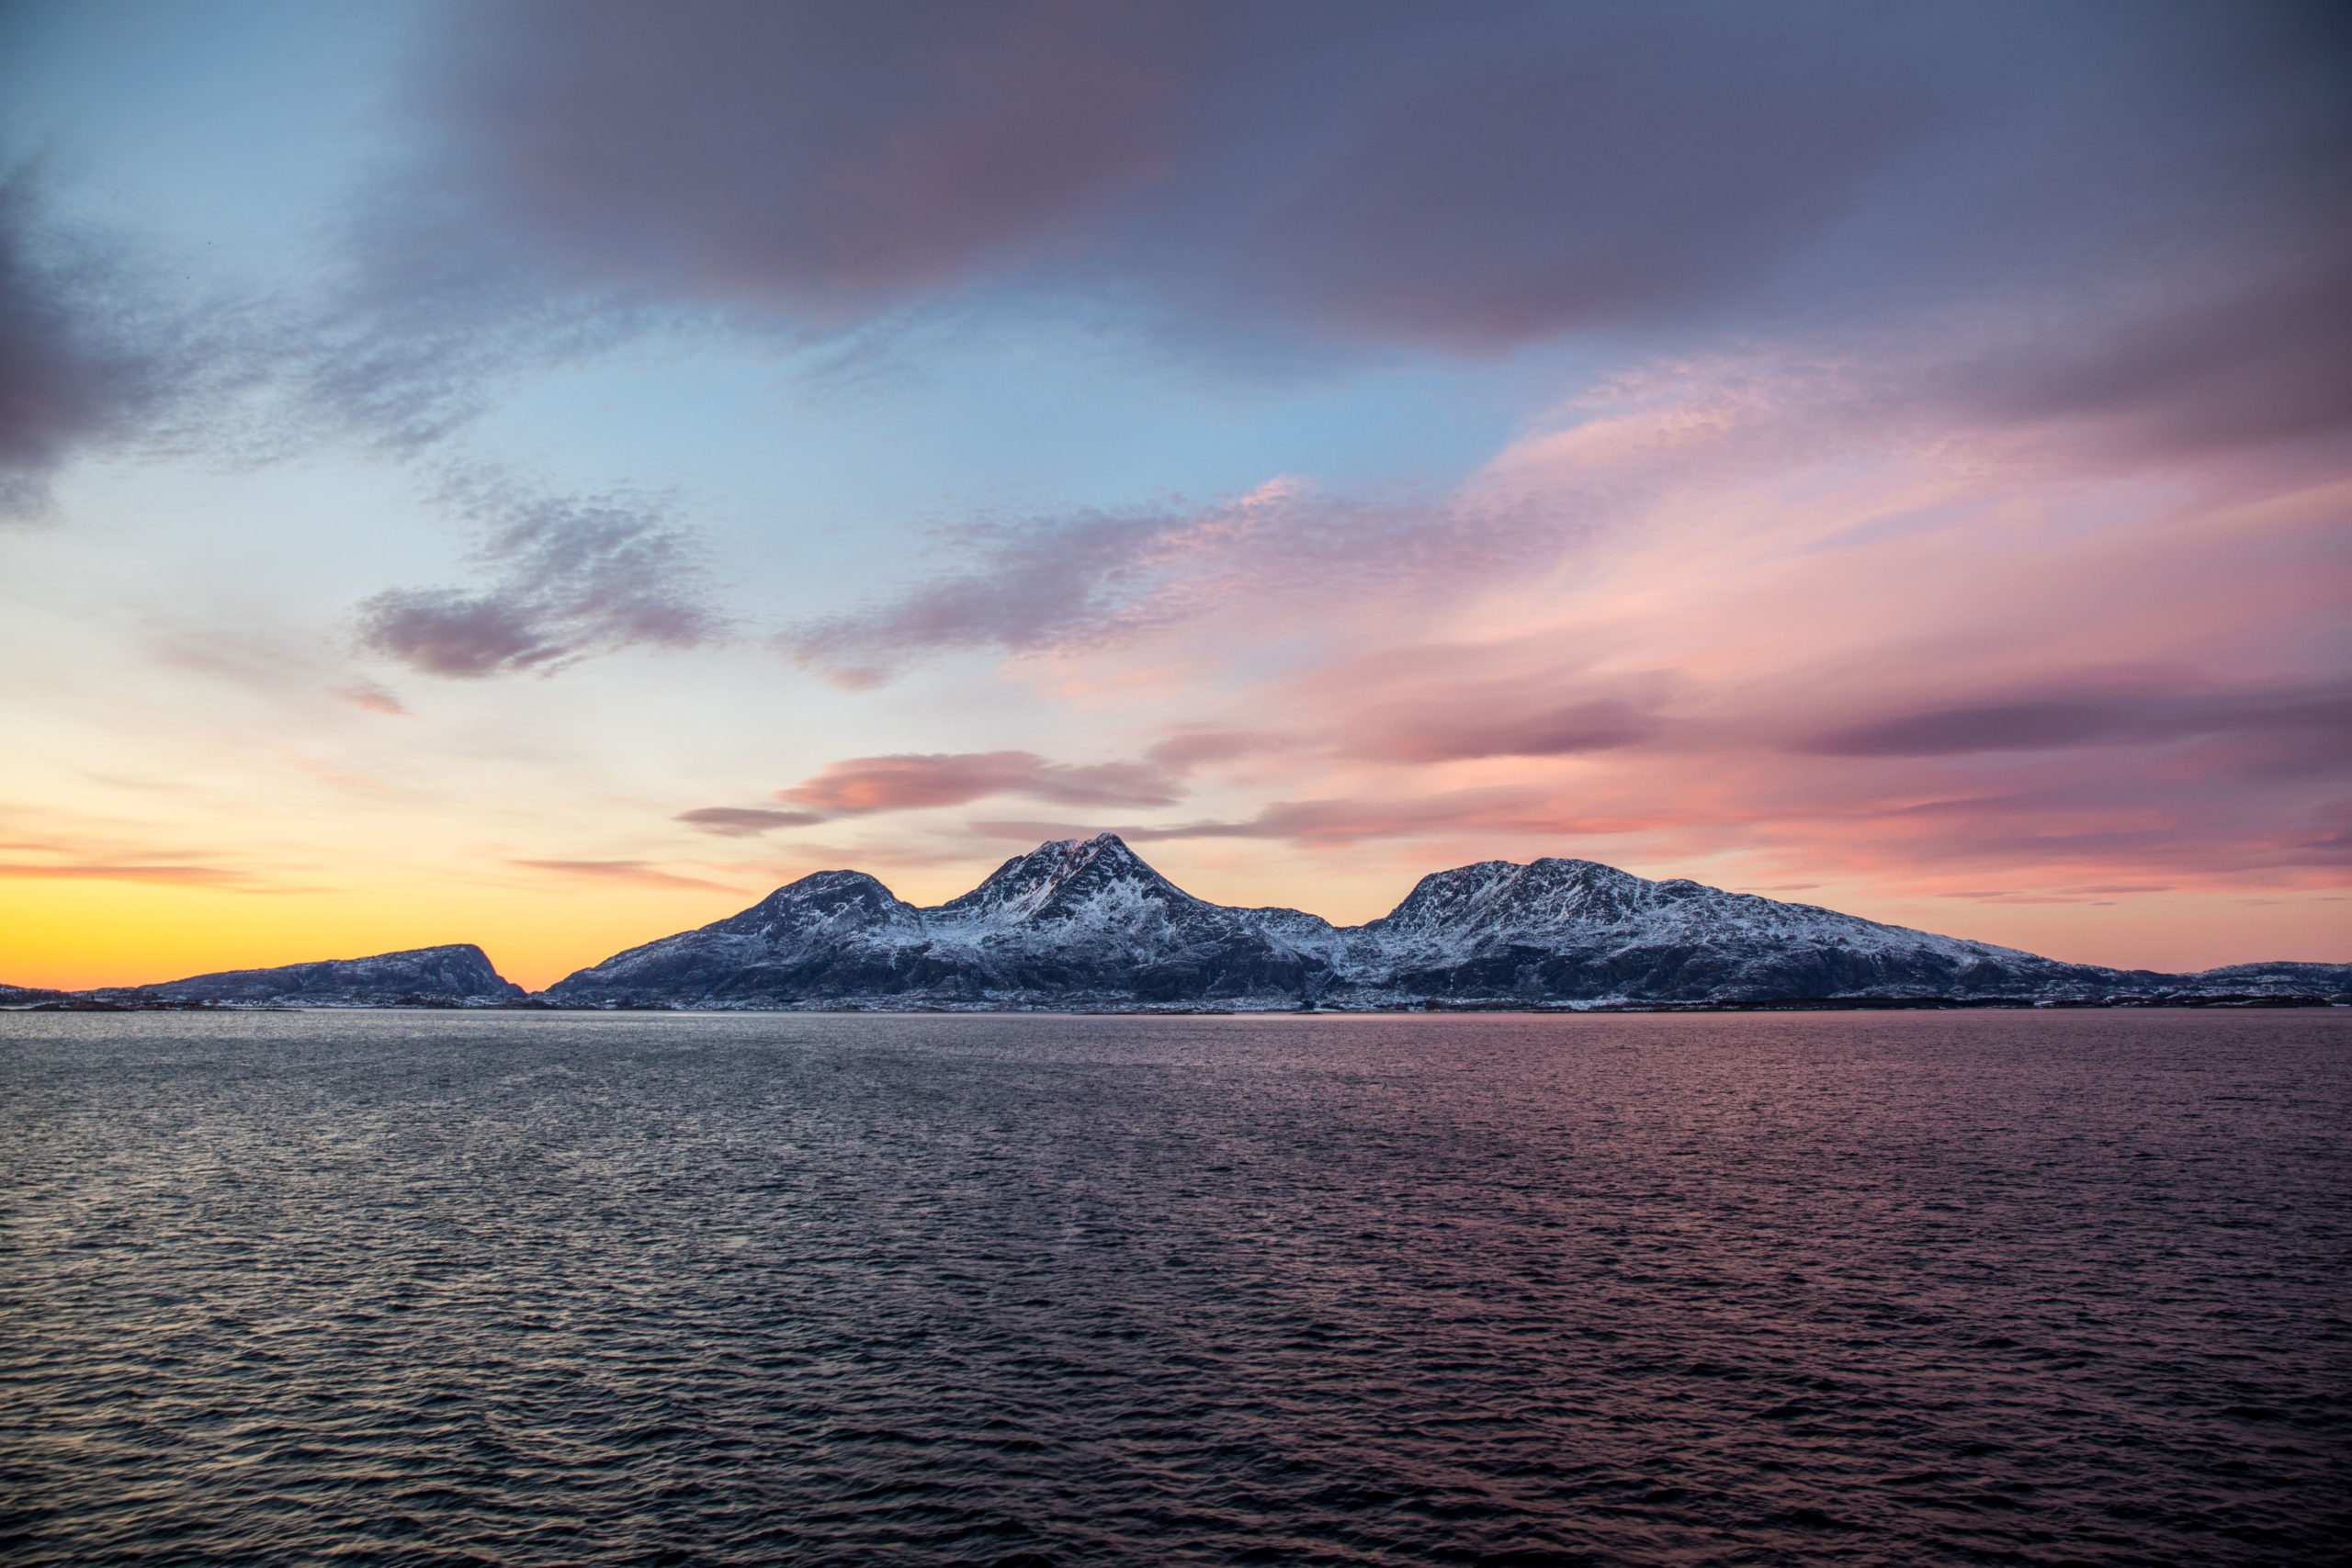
[2,0,2346,991]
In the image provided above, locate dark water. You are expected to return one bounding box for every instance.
[1,1010,2346,1567]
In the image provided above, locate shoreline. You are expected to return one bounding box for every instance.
[10,994,2346,1016]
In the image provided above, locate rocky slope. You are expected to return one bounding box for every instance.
[546,834,2352,1010]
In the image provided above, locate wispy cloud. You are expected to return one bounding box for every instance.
[509,859,741,891]
[334,682,410,716]
[356,475,723,678]
[0,168,266,519]
[783,750,1185,814]
[969,789,1655,849]
[0,860,258,886]
[675,807,827,838]
[1796,681,2350,764]
[781,478,1547,684]
[1340,694,1663,765]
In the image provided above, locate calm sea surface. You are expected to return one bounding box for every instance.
[1,1010,2345,1567]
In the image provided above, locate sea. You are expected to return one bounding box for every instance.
[1,1009,2344,1567]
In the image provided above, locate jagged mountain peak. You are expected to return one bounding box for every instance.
[926,832,1201,927]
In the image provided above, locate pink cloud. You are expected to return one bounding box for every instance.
[1322,667,1672,762]
[0,862,256,886]
[675,807,827,838]
[1144,728,1283,769]
[863,346,2349,936]
[782,750,1184,814]
[335,682,409,716]
[969,790,1658,849]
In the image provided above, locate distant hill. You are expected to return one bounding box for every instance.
[0,945,528,1010]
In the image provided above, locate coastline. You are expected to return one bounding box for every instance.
[11,993,2345,1015]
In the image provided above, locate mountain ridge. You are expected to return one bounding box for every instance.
[539,835,2349,1011]
[6,840,2344,1011]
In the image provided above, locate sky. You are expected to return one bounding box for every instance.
[1,0,2346,992]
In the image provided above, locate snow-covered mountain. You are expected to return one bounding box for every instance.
[89,944,526,1007]
[545,834,2351,1010]
[10,841,2335,1012]
[546,836,1327,1007]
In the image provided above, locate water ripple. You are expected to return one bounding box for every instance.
[1,1009,2345,1565]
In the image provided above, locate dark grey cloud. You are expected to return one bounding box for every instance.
[18,0,2347,524]
[1949,259,2352,454]
[407,0,2351,389]
[415,0,1927,346]
[0,179,119,508]
[1799,681,2350,768]
[438,0,1219,317]
[1238,17,1926,350]
[356,480,722,678]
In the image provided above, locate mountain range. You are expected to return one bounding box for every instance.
[11,835,2345,1011]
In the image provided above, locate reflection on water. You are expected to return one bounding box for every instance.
[1,1009,2344,1565]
